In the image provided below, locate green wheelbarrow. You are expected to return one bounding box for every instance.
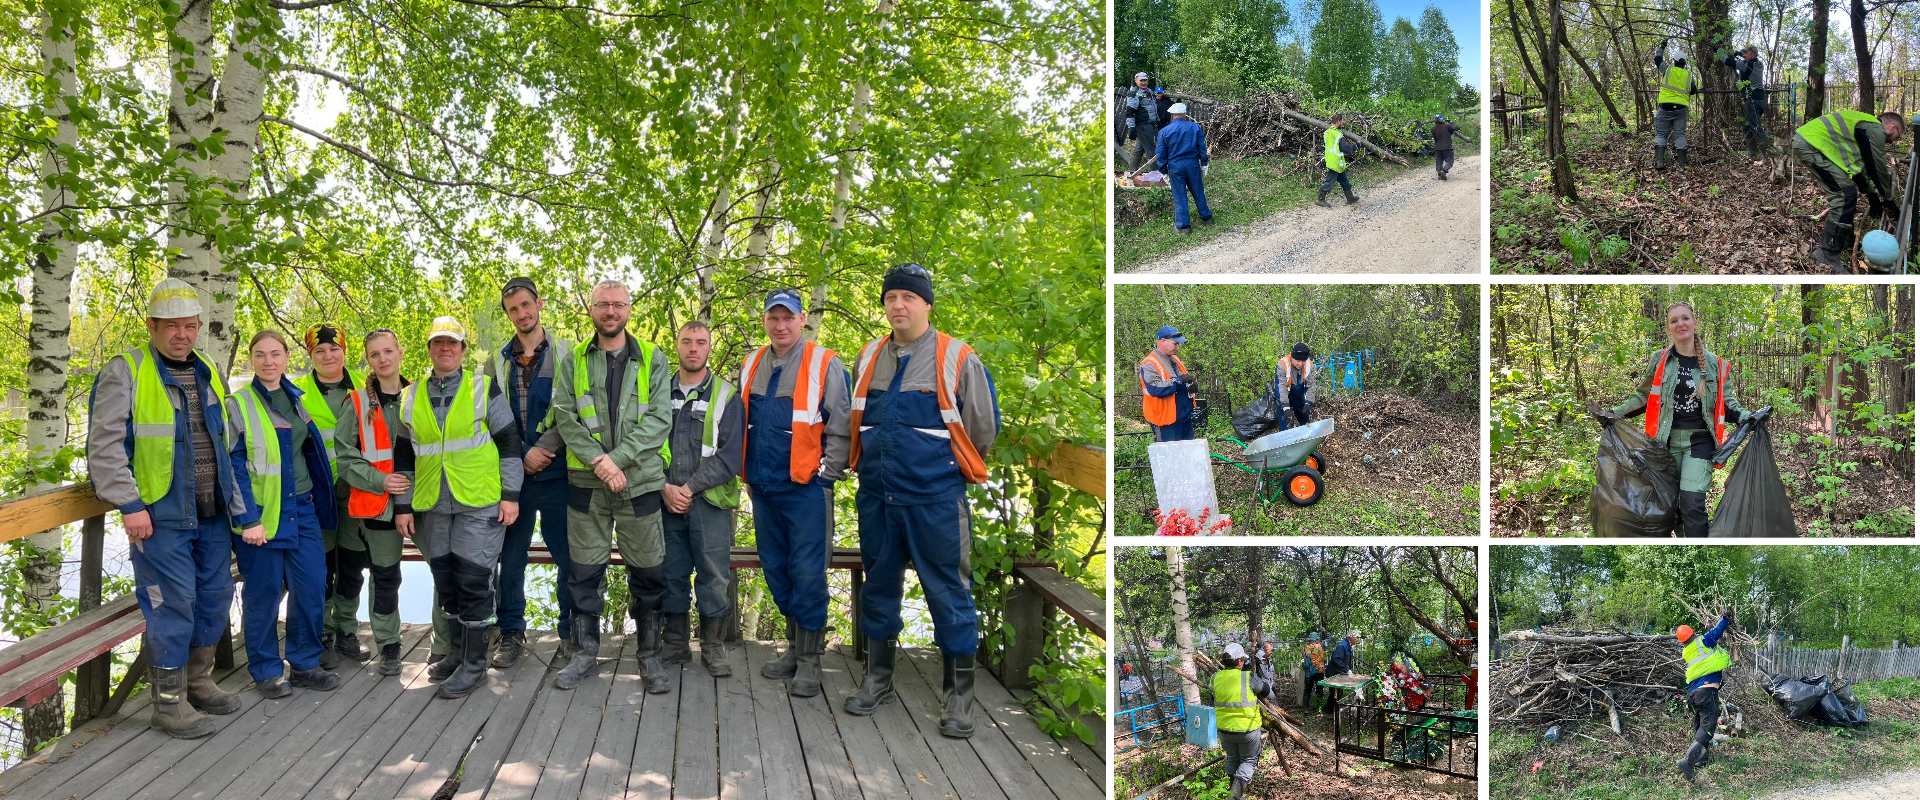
[1213,418,1335,506]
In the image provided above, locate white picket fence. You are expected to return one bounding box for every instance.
[1750,640,1920,683]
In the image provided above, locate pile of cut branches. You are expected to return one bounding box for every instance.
[1491,628,1685,729]
[1195,91,1422,165]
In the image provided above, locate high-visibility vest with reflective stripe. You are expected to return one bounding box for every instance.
[739,341,835,485]
[1797,110,1881,177]
[1277,356,1313,391]
[402,370,500,508]
[671,374,743,509]
[847,332,991,484]
[115,347,227,505]
[1683,637,1732,684]
[1644,347,1732,458]
[566,338,663,471]
[1324,127,1346,172]
[1138,352,1187,427]
[1657,65,1695,106]
[1211,668,1263,732]
[226,385,313,540]
[345,388,397,518]
[292,370,361,474]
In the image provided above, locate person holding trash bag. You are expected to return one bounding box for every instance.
[1592,302,1751,538]
[1675,610,1735,782]
[1213,642,1273,800]
[1272,344,1315,430]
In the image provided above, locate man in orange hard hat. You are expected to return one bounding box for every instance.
[1676,609,1735,782]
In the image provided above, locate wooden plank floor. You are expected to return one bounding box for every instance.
[0,624,1103,800]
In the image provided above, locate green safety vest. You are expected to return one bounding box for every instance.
[225,385,316,540]
[678,376,742,509]
[1683,637,1732,684]
[1797,110,1881,178]
[567,338,667,471]
[1657,65,1694,107]
[402,370,501,508]
[292,370,361,474]
[115,347,227,505]
[1211,668,1263,732]
[1324,127,1346,172]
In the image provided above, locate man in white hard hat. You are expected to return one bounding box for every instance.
[87,277,261,739]
[392,316,525,700]
[1154,102,1212,234]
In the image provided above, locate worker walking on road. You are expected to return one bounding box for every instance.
[1317,114,1361,207]
[843,264,1000,739]
[1139,326,1196,442]
[1722,46,1769,163]
[1652,41,1699,169]
[1155,102,1213,235]
[549,280,674,694]
[1123,72,1164,172]
[1676,609,1735,782]
[87,278,256,739]
[1791,110,1906,272]
[1213,642,1272,800]
[1431,114,1460,180]
[1272,344,1315,430]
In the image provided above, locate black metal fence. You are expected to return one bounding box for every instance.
[1332,672,1479,781]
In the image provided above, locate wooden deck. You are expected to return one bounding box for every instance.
[0,625,1104,800]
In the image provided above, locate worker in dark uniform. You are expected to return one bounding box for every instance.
[1652,41,1700,169]
[1676,610,1734,782]
[660,320,746,678]
[1123,72,1164,172]
[1155,102,1212,234]
[1791,110,1906,271]
[1722,46,1769,163]
[1431,114,1460,179]
[1272,344,1315,430]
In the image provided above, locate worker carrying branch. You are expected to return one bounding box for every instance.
[1652,40,1700,169]
[1791,110,1907,272]
[1675,609,1735,783]
[1317,114,1363,207]
[1721,46,1769,164]
[1213,642,1274,800]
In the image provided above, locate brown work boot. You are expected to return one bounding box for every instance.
[150,666,216,739]
[186,645,241,715]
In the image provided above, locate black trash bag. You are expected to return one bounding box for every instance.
[1709,413,1796,537]
[1766,674,1830,721]
[1831,684,1870,728]
[1590,420,1680,536]
[1815,690,1860,727]
[1232,393,1279,441]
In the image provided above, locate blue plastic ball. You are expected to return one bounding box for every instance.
[1862,229,1900,267]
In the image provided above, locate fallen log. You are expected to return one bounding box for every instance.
[1279,107,1411,166]
[1166,662,1323,763]
[1502,631,1674,646]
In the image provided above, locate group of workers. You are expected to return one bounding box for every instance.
[90,265,1000,742]
[1136,326,1315,442]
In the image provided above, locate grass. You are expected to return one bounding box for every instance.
[1113,155,1420,271]
[1490,679,1920,800]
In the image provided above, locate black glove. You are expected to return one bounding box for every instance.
[1722,609,1735,623]
[1869,197,1889,219]
[1751,405,1773,424]
[1881,196,1899,219]
[1128,128,1137,142]
[1180,373,1197,388]
[1593,408,1621,426]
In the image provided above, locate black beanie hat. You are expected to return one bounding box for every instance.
[1292,343,1311,360]
[881,263,934,306]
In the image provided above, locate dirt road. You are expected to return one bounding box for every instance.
[1750,768,1920,800]
[1129,154,1482,274]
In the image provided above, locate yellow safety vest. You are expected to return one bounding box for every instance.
[292,370,361,474]
[567,338,666,471]
[1683,637,1732,684]
[1797,110,1882,178]
[225,386,302,540]
[1212,668,1263,732]
[1324,127,1346,172]
[1657,65,1695,107]
[403,370,501,508]
[676,376,742,509]
[116,347,227,505]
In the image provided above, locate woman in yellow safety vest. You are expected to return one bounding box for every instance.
[1211,642,1273,800]
[1594,301,1757,537]
[226,330,344,698]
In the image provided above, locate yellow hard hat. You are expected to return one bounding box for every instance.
[146,278,204,319]
[426,316,469,344]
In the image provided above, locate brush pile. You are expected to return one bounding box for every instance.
[1491,628,1686,728]
[1196,91,1427,163]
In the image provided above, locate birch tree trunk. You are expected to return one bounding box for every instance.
[21,7,83,752]
[746,161,779,274]
[1167,546,1201,707]
[806,0,895,342]
[201,8,270,373]
[697,181,730,325]
[165,0,219,350]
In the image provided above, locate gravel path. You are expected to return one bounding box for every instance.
[1129,154,1482,274]
[1748,768,1920,800]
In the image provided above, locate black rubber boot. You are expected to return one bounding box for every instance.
[1315,190,1331,208]
[554,615,600,690]
[844,639,898,716]
[633,607,662,662]
[1344,189,1359,205]
[661,613,692,665]
[1678,742,1705,782]
[1748,141,1761,161]
[186,645,241,715]
[1811,220,1850,272]
[289,666,342,692]
[1654,145,1668,169]
[1678,491,1710,537]
[789,628,824,698]
[555,617,577,662]
[1231,776,1249,799]
[437,624,490,699]
[429,653,459,682]
[761,619,799,680]
[150,666,217,739]
[938,654,977,739]
[319,633,341,670]
[698,616,733,677]
[640,611,672,695]
[379,642,402,676]
[1676,148,1689,168]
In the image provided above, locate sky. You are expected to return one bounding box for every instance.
[1374,0,1482,88]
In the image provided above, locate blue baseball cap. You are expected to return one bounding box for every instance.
[1436,113,1445,120]
[765,288,804,315]
[1156,325,1187,343]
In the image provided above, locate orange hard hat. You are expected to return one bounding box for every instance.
[1676,625,1694,643]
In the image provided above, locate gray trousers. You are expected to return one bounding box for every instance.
[662,497,736,618]
[417,505,506,628]
[1654,106,1690,149]
[1220,728,1264,784]
[1129,125,1159,171]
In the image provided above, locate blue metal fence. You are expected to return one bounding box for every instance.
[1113,688,1185,753]
[1319,349,1375,396]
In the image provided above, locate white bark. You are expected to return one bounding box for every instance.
[165,0,218,349]
[745,160,779,272]
[807,0,894,342]
[1167,546,1202,708]
[202,9,270,372]
[697,180,730,325]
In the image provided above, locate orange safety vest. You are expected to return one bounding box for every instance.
[345,388,397,518]
[847,332,990,484]
[739,340,836,485]
[1645,346,1731,453]
[1139,352,1187,426]
[1279,356,1313,388]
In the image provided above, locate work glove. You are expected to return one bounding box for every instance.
[1203,164,1210,177]
[1880,196,1899,219]
[1128,127,1137,142]
[1750,405,1773,424]
[1722,609,1735,624]
[1869,197,1889,219]
[1180,373,1198,389]
[1126,117,1136,130]
[1592,408,1622,426]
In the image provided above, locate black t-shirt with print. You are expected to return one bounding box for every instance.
[1670,352,1707,430]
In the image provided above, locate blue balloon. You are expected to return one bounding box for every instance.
[1863,229,1900,267]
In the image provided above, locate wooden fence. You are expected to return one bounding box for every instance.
[1754,639,1920,683]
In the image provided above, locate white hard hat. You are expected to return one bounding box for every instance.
[1135,72,1149,81]
[426,316,469,344]
[145,277,204,319]
[1347,630,1362,639]
[1169,102,1188,115]
[1223,642,1247,661]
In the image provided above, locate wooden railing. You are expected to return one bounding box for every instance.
[0,441,1106,752]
